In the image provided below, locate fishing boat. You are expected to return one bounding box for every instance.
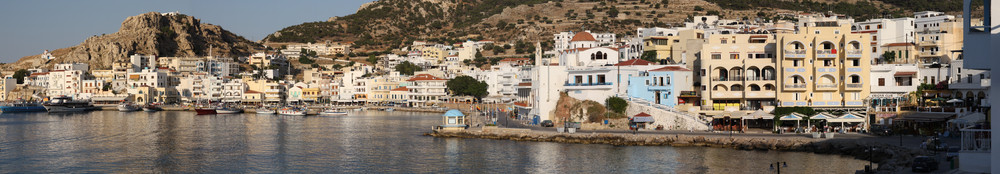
[142,104,161,112]
[319,109,348,116]
[0,101,47,113]
[255,107,276,114]
[117,103,141,112]
[216,106,243,114]
[278,107,307,116]
[195,106,217,115]
[43,96,96,113]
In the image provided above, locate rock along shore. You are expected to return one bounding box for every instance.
[427,129,924,173]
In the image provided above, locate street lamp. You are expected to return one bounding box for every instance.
[864,146,878,173]
[769,162,787,174]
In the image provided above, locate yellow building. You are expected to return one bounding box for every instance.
[880,43,919,64]
[302,88,320,102]
[915,19,964,64]
[700,34,779,111]
[777,23,871,108]
[642,29,705,65]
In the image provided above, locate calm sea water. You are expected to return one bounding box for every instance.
[0,111,867,173]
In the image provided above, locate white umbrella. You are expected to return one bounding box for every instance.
[946,99,964,103]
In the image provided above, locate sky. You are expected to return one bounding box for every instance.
[0,0,375,63]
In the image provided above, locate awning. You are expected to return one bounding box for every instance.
[780,113,806,120]
[632,116,655,123]
[895,111,955,122]
[743,110,774,120]
[893,72,916,76]
[810,113,837,120]
[830,113,866,123]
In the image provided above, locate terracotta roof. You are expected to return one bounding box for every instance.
[882,43,915,47]
[569,32,597,42]
[615,59,654,66]
[634,112,652,117]
[514,102,529,107]
[749,35,769,39]
[245,90,262,94]
[499,58,530,62]
[517,82,532,86]
[407,74,447,81]
[894,72,917,76]
[129,75,140,80]
[391,87,409,91]
[649,66,692,71]
[561,47,619,53]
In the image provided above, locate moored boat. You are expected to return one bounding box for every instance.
[216,107,243,114]
[117,103,141,112]
[195,107,217,115]
[0,101,48,113]
[43,96,96,113]
[384,108,394,112]
[319,109,348,116]
[278,107,307,116]
[255,108,276,114]
[142,104,160,112]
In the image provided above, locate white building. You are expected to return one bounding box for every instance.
[853,18,916,62]
[958,1,997,173]
[221,79,245,103]
[553,31,616,51]
[129,54,157,72]
[405,74,448,107]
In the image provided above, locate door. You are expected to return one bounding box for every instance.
[655,91,661,104]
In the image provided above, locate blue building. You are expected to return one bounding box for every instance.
[627,66,693,107]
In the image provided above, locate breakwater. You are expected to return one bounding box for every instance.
[428,130,925,173]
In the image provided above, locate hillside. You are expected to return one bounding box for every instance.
[4,12,262,70]
[265,0,966,52]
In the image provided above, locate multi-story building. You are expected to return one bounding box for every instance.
[0,77,16,101]
[221,79,245,103]
[914,13,964,65]
[129,54,157,72]
[207,57,240,77]
[700,34,779,111]
[776,23,871,109]
[627,65,694,107]
[405,74,448,107]
[852,17,916,63]
[47,63,90,98]
[553,31,615,51]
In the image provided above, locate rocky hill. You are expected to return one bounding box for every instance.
[5,12,262,70]
[265,0,966,52]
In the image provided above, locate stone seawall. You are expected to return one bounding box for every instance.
[427,130,923,173]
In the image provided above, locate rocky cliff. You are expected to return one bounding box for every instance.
[5,12,261,70]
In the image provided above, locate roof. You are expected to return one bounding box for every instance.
[615,59,654,66]
[391,87,409,91]
[499,58,530,62]
[407,74,447,81]
[569,32,597,42]
[634,112,652,117]
[517,82,532,86]
[561,47,620,53]
[894,72,917,76]
[883,43,916,47]
[245,90,262,94]
[649,66,691,72]
[129,74,140,80]
[514,102,529,107]
[443,109,465,117]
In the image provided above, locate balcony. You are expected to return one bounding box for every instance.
[784,83,807,91]
[845,83,863,90]
[816,84,838,90]
[711,91,743,98]
[982,79,991,87]
[816,50,837,58]
[678,91,699,98]
[846,50,863,58]
[919,51,939,57]
[745,76,776,81]
[959,129,991,173]
[564,82,614,90]
[711,76,744,82]
[784,50,806,58]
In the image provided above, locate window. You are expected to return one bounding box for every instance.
[793,60,800,67]
[701,69,706,76]
[852,59,860,66]
[720,39,727,44]
[981,74,985,79]
[895,77,912,86]
[878,78,885,86]
[872,36,877,41]
[815,30,820,34]
[597,75,606,84]
[794,93,801,100]
[958,68,961,73]
[877,24,882,29]
[865,26,870,30]
[575,76,582,84]
[730,54,739,59]
[823,60,833,66]
[711,54,721,59]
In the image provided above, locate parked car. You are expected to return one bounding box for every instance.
[540,120,554,127]
[911,156,939,172]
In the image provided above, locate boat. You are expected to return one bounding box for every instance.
[278,107,307,116]
[43,96,96,113]
[384,108,394,112]
[255,107,276,114]
[0,101,47,113]
[195,106,217,115]
[117,103,141,112]
[319,109,348,116]
[216,106,243,114]
[142,104,161,112]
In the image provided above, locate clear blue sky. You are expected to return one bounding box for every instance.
[0,0,374,63]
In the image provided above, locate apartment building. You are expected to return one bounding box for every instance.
[700,34,779,111]
[776,23,872,108]
[406,74,448,107]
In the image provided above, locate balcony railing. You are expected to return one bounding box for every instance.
[712,76,744,82]
[846,83,863,88]
[785,84,807,88]
[564,82,613,86]
[817,50,834,54]
[679,91,698,97]
[785,50,806,54]
[745,76,776,81]
[961,129,991,152]
[816,84,838,88]
[846,50,863,54]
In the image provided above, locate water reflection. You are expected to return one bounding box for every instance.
[0,111,866,173]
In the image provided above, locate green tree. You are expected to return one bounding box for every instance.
[12,69,29,84]
[395,61,423,75]
[332,64,343,70]
[605,96,628,114]
[446,76,489,99]
[367,55,379,64]
[607,7,620,18]
[881,51,897,63]
[298,55,314,64]
[640,51,658,63]
[694,6,704,11]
